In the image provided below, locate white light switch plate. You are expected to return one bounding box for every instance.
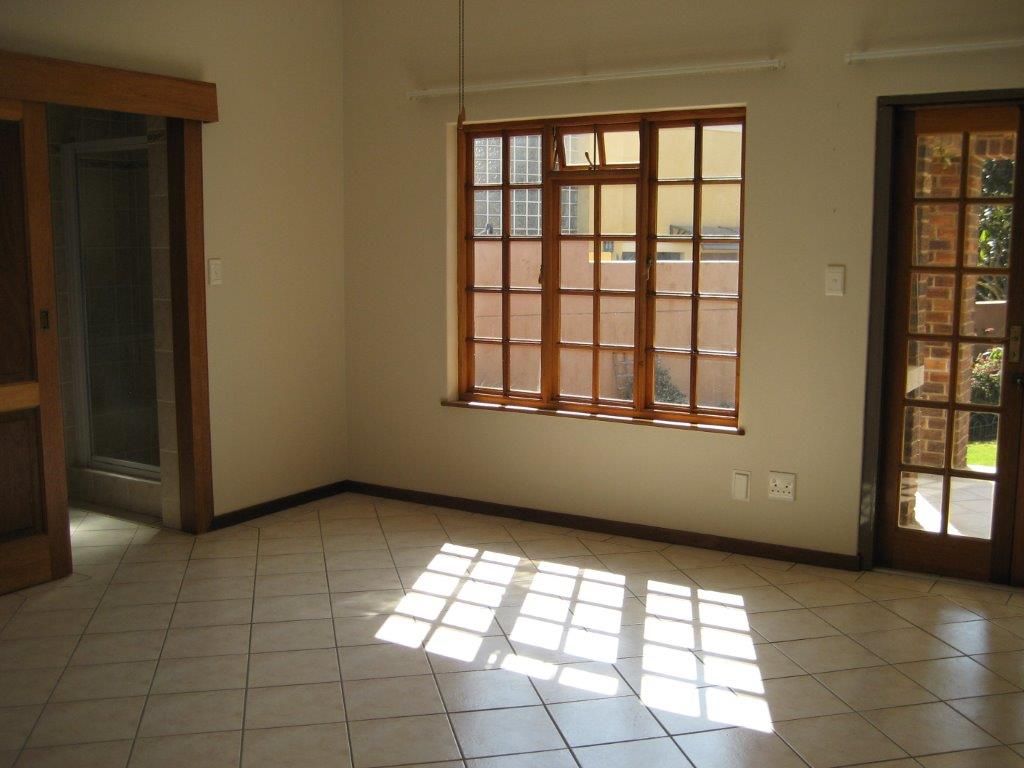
[825,264,845,296]
[208,259,223,286]
[731,471,750,501]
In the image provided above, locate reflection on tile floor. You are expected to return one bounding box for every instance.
[1,495,1024,767]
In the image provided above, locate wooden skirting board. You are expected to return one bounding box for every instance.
[212,479,860,571]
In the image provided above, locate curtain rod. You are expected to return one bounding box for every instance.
[407,58,784,100]
[846,38,1024,64]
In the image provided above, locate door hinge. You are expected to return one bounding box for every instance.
[40,309,50,330]
[1010,325,1021,364]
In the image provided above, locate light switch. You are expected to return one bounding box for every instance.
[208,259,223,286]
[731,470,750,502]
[825,264,845,296]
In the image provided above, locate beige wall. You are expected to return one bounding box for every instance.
[343,0,1024,555]
[0,0,348,515]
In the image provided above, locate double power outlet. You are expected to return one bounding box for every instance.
[732,470,796,502]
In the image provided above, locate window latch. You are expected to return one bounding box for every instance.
[1010,325,1022,364]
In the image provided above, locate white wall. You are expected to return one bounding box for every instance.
[0,0,348,515]
[342,0,1024,555]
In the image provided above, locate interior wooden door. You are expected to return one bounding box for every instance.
[879,103,1024,582]
[0,98,71,595]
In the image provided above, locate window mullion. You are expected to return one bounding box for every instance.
[541,127,556,404]
[636,118,652,413]
[501,131,511,396]
[690,123,703,412]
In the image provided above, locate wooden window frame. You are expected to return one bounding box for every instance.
[458,107,745,429]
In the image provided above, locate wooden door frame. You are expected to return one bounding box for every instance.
[860,88,1024,585]
[0,49,218,534]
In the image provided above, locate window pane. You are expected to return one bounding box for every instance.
[653,353,690,406]
[599,349,633,401]
[967,132,1015,198]
[510,135,542,184]
[510,293,541,341]
[658,126,695,180]
[560,347,592,398]
[561,185,594,235]
[952,411,997,474]
[656,185,694,236]
[958,343,1003,406]
[603,130,639,164]
[509,344,540,393]
[915,134,961,198]
[700,184,741,237]
[472,292,502,339]
[898,471,944,532]
[699,243,739,295]
[600,184,636,235]
[473,137,502,184]
[906,340,951,402]
[913,204,959,267]
[654,297,691,350]
[474,190,501,236]
[696,357,735,409]
[509,241,541,289]
[560,241,593,289]
[702,124,743,178]
[474,343,502,389]
[473,241,501,288]
[510,188,541,237]
[909,272,956,335]
[600,241,636,291]
[902,406,947,468]
[960,275,1007,337]
[560,294,593,344]
[563,132,596,166]
[654,243,693,294]
[964,203,1012,268]
[600,295,634,346]
[697,299,738,353]
[949,477,994,539]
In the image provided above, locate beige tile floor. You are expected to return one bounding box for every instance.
[2,494,1024,768]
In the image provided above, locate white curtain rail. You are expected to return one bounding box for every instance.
[846,38,1024,64]
[407,58,784,100]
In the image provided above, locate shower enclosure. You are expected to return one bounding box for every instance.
[61,137,160,479]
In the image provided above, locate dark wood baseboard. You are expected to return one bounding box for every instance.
[212,479,859,570]
[210,481,349,530]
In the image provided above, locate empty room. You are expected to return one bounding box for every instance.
[1,1,1024,767]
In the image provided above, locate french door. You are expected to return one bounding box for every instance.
[879,102,1024,583]
[0,98,71,594]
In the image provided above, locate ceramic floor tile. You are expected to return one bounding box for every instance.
[257,552,326,575]
[254,572,329,598]
[781,581,873,608]
[28,696,146,747]
[252,594,332,623]
[464,751,572,767]
[70,630,167,666]
[530,661,631,703]
[128,731,242,768]
[323,550,395,571]
[99,580,181,607]
[675,727,807,768]
[242,722,351,768]
[327,568,402,594]
[427,635,514,673]
[329,590,405,618]
[250,618,335,653]
[774,713,907,768]
[0,705,41,751]
[112,561,188,583]
[916,746,1024,767]
[895,656,1020,699]
[863,702,1000,756]
[883,596,982,627]
[925,620,1024,655]
[138,689,245,737]
[177,576,255,603]
[349,714,459,767]
[774,636,886,673]
[0,636,78,670]
[150,654,248,694]
[0,668,62,706]
[161,624,250,658]
[344,674,444,720]
[244,682,345,729]
[248,648,340,688]
[436,668,541,711]
[762,675,852,720]
[85,604,174,634]
[575,737,691,768]
[339,643,431,679]
[850,627,962,664]
[450,706,565,758]
[748,609,842,642]
[169,598,252,627]
[810,603,913,634]
[0,608,94,640]
[948,692,1024,744]
[13,740,133,768]
[815,665,937,710]
[549,695,665,746]
[332,615,393,646]
[684,566,769,590]
[52,660,157,701]
[972,650,1024,688]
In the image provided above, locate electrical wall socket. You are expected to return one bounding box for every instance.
[768,471,796,501]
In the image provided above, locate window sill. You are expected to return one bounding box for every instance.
[440,399,745,435]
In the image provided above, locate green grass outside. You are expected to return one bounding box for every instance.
[966,441,997,468]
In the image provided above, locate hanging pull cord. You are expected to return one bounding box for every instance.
[457,0,465,127]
